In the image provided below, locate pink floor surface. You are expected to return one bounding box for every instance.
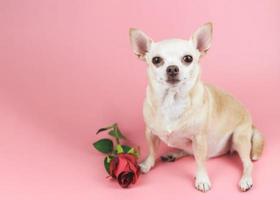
[1,1,280,199]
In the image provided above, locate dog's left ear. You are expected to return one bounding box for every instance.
[129,28,153,60]
[192,23,213,56]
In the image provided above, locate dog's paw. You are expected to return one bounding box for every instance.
[239,176,253,192]
[160,154,176,162]
[139,162,153,173]
[139,157,155,173]
[195,174,211,192]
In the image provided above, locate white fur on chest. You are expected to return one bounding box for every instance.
[146,84,207,150]
[148,88,194,148]
[157,89,188,132]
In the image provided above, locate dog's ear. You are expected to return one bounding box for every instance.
[129,28,153,60]
[192,23,213,56]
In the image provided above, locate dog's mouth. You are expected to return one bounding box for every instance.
[166,78,180,85]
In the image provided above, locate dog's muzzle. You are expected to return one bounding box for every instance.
[166,65,180,84]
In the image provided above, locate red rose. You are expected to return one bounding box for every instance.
[109,153,140,188]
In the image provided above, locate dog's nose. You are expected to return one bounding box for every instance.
[166,65,179,77]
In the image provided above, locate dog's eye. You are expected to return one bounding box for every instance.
[152,56,163,66]
[182,55,193,64]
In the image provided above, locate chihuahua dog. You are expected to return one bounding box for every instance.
[129,23,264,192]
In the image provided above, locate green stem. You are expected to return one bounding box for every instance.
[113,123,120,145]
[116,137,120,145]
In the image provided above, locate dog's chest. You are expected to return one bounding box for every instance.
[149,90,198,148]
[157,93,187,131]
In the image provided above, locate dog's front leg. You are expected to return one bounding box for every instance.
[192,134,211,192]
[139,127,160,173]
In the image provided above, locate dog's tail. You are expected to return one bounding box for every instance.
[251,126,264,161]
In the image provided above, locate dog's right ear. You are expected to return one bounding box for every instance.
[129,28,152,60]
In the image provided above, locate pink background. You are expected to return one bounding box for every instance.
[0,0,280,199]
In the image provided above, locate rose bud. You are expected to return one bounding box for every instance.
[109,153,140,188]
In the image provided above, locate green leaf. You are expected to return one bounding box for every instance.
[93,139,113,153]
[109,127,126,139]
[104,156,112,175]
[121,145,132,153]
[112,145,129,154]
[96,124,115,134]
[128,147,140,158]
[116,144,124,154]
[115,145,140,158]
[127,147,135,154]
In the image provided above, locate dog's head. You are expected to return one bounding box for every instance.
[129,23,212,90]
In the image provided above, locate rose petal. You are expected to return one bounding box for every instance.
[117,171,134,188]
[113,156,130,177]
[110,153,140,184]
[109,156,119,177]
